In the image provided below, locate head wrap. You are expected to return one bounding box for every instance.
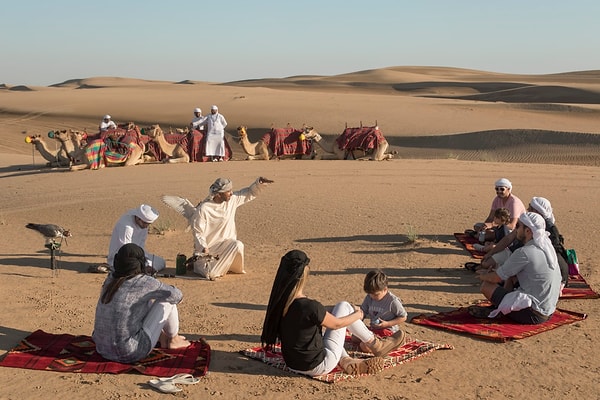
[209,178,233,195]
[113,243,145,278]
[103,115,111,120]
[133,204,159,223]
[495,178,512,189]
[530,196,555,224]
[211,105,218,111]
[194,107,201,113]
[519,212,558,271]
[261,250,311,346]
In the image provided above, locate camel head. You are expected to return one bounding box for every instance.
[25,134,43,144]
[301,126,320,140]
[237,126,248,137]
[145,124,163,138]
[50,129,71,143]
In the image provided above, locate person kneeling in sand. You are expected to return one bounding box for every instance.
[261,250,406,377]
[93,243,190,363]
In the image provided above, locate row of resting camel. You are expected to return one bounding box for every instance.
[28,124,396,170]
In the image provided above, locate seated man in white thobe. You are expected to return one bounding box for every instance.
[99,115,118,132]
[191,176,273,279]
[190,107,206,131]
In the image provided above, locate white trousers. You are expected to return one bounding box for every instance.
[295,301,375,377]
[145,252,166,272]
[194,239,244,279]
[142,301,180,347]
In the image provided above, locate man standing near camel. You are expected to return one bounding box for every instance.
[190,176,274,280]
[201,105,227,161]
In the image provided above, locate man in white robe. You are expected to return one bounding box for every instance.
[99,115,117,132]
[191,176,273,279]
[190,107,206,131]
[202,105,227,161]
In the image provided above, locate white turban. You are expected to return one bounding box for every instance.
[495,178,512,189]
[209,178,232,194]
[530,197,555,224]
[519,212,558,271]
[134,204,159,223]
[194,107,201,113]
[211,105,218,111]
[104,115,111,120]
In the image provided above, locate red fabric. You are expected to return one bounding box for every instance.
[561,274,600,299]
[261,127,313,158]
[454,232,485,259]
[0,330,210,377]
[411,304,587,342]
[335,126,386,152]
[142,130,232,162]
[241,335,453,383]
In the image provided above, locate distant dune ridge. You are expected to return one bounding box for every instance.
[1,66,599,165]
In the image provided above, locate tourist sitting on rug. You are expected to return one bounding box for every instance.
[355,269,407,351]
[473,178,526,238]
[480,197,569,289]
[260,250,406,377]
[475,212,562,324]
[93,243,190,363]
[473,207,512,254]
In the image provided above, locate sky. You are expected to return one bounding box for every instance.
[2,0,599,86]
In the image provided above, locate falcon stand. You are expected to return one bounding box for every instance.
[44,240,61,274]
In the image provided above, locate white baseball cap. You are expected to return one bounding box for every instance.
[194,107,201,113]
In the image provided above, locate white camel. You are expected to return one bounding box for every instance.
[236,125,314,160]
[302,126,396,161]
[144,124,190,163]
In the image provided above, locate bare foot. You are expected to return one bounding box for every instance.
[168,335,191,349]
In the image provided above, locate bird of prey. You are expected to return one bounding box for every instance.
[25,223,72,244]
[161,195,200,232]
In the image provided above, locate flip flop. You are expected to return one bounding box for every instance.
[156,373,199,385]
[148,379,182,394]
[464,262,480,272]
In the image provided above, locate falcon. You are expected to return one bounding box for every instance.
[26,223,72,244]
[161,195,200,232]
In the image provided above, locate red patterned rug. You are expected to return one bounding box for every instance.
[0,330,210,377]
[241,336,453,383]
[454,232,485,259]
[411,304,586,342]
[562,274,600,299]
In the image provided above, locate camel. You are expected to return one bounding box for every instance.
[27,134,71,167]
[302,126,396,161]
[144,124,190,163]
[51,129,88,165]
[236,125,315,160]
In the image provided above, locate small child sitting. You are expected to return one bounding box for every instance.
[357,270,407,352]
[474,208,511,253]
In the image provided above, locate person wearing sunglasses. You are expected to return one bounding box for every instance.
[473,178,526,237]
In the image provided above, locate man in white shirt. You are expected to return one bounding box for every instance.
[99,115,118,132]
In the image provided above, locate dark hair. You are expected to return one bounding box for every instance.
[494,207,511,224]
[101,243,145,304]
[363,269,388,293]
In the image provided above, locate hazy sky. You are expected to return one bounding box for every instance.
[2,1,599,86]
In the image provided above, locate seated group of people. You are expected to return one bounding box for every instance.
[469,178,568,323]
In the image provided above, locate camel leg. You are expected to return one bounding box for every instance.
[124,146,144,166]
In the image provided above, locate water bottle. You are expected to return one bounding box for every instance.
[176,254,187,275]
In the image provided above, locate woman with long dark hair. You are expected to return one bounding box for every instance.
[261,250,406,377]
[93,243,189,363]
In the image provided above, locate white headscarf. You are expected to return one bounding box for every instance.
[519,212,558,271]
[495,178,512,189]
[530,197,555,224]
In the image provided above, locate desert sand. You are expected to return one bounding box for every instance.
[0,67,599,399]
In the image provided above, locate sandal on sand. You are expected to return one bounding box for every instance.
[148,379,182,394]
[88,264,109,273]
[156,373,199,385]
[339,356,384,376]
[464,262,480,272]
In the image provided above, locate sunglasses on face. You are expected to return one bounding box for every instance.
[495,187,507,192]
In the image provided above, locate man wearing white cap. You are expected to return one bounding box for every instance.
[190,176,274,279]
[474,178,526,234]
[99,115,117,132]
[107,204,166,274]
[201,105,227,161]
[475,212,562,323]
[190,107,206,131]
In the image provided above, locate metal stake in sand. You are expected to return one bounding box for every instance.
[44,240,61,276]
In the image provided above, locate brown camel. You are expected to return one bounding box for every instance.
[302,126,396,161]
[144,124,190,163]
[236,125,314,160]
[28,134,71,167]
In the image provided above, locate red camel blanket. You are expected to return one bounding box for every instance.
[335,126,386,153]
[241,336,453,383]
[142,130,232,162]
[261,127,313,158]
[0,330,210,377]
[411,305,586,342]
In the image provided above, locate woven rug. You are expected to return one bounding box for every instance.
[411,304,587,342]
[454,232,485,259]
[0,330,210,377]
[241,336,453,383]
[561,273,600,299]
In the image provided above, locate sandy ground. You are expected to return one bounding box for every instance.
[0,67,599,399]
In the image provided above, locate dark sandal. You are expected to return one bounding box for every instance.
[464,262,480,272]
[468,305,495,319]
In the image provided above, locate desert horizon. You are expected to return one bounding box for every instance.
[1,66,599,399]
